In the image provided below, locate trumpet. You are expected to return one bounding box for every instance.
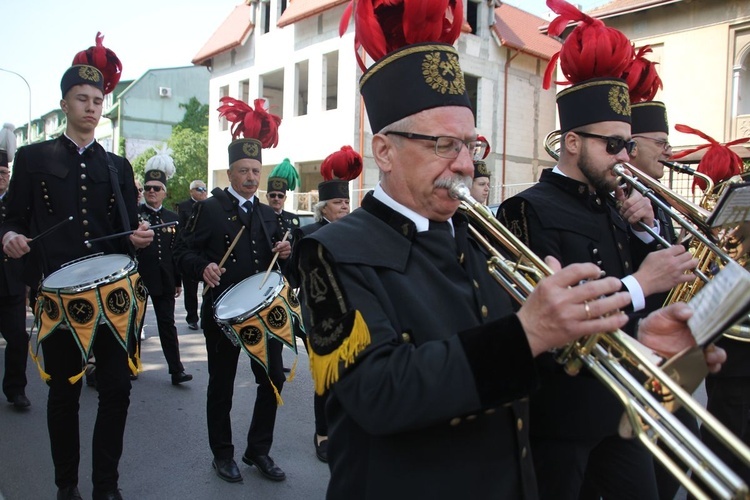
[449,179,750,500]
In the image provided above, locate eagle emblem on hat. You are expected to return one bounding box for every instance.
[422,51,465,96]
[79,66,102,83]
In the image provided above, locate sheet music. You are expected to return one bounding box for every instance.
[688,259,750,345]
[707,183,750,228]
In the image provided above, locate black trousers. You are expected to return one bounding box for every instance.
[149,292,184,374]
[702,376,750,485]
[0,292,28,400]
[533,433,658,500]
[182,279,199,325]
[203,320,285,460]
[42,325,131,494]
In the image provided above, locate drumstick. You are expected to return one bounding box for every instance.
[84,221,178,248]
[30,216,73,243]
[258,230,291,289]
[202,226,245,297]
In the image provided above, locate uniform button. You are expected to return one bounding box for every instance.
[232,258,237,263]
[48,209,53,214]
[481,305,488,318]
[517,418,523,431]
[44,195,49,200]
[473,280,479,289]
[401,332,411,343]
[41,181,46,186]
[449,417,461,427]
[80,163,86,168]
[593,248,598,255]
[459,253,464,264]
[80,174,86,180]
[81,186,87,191]
[484,408,496,415]
[521,447,528,458]
[578,186,585,194]
[84,232,90,238]
[254,259,259,264]
[617,242,623,250]
[82,220,89,226]
[82,198,87,203]
[81,209,87,215]
[465,414,477,421]
[624,261,630,269]
[252,240,256,244]
[595,197,602,205]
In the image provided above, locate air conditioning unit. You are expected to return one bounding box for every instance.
[159,87,172,98]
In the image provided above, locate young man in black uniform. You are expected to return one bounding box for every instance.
[0,147,30,410]
[0,36,153,500]
[138,150,192,384]
[175,179,207,330]
[174,98,292,484]
[296,3,720,499]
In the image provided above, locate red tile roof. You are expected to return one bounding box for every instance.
[192,4,254,66]
[586,0,681,18]
[492,3,560,60]
[277,0,349,28]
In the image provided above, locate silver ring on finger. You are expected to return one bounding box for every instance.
[584,301,592,320]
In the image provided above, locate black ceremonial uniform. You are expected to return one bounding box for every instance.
[498,168,657,500]
[176,198,200,326]
[0,193,29,403]
[173,187,287,461]
[0,135,139,495]
[137,204,185,375]
[297,192,539,499]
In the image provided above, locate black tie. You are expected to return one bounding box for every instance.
[428,220,452,233]
[243,200,253,214]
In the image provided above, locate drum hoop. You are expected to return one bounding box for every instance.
[42,254,136,293]
[214,271,286,324]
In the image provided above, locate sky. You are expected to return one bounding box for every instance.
[0,0,611,130]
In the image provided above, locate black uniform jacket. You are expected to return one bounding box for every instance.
[175,198,196,229]
[173,187,287,315]
[137,205,181,296]
[0,195,26,297]
[498,168,653,440]
[297,192,540,499]
[0,136,139,287]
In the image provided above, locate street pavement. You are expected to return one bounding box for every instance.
[0,293,330,500]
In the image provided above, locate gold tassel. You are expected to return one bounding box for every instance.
[29,345,51,382]
[128,356,138,376]
[270,376,284,406]
[68,367,87,385]
[308,310,371,396]
[286,355,298,382]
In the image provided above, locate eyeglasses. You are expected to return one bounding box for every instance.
[144,185,163,192]
[385,131,487,160]
[268,193,285,199]
[0,171,10,177]
[632,135,671,152]
[572,131,636,155]
[193,187,207,192]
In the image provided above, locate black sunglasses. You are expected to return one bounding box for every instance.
[144,185,163,192]
[268,193,285,199]
[193,187,207,192]
[573,131,636,155]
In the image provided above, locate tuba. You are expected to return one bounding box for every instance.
[450,179,750,500]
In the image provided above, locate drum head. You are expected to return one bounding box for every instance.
[215,271,285,322]
[43,254,134,291]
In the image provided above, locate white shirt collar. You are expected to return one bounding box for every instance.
[64,133,96,154]
[227,186,255,208]
[373,182,454,234]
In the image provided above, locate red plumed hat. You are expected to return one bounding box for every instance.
[318,145,363,201]
[71,32,122,95]
[671,124,748,192]
[623,46,663,104]
[543,0,634,90]
[218,97,282,164]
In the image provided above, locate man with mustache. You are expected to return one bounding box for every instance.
[173,99,292,485]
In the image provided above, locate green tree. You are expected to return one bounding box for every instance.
[178,97,209,133]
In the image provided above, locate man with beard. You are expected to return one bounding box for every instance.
[497,78,698,500]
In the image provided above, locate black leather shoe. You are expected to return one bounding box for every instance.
[242,453,286,481]
[212,458,242,483]
[171,371,193,385]
[188,322,199,330]
[57,486,83,500]
[10,394,31,409]
[314,435,328,463]
[92,489,123,500]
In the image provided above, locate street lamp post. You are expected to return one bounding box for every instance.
[0,67,32,145]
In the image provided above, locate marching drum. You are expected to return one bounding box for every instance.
[214,270,301,369]
[35,253,147,359]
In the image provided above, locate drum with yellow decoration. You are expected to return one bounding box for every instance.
[213,270,301,372]
[34,254,146,376]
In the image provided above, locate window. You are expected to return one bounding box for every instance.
[467,0,479,35]
[263,1,271,34]
[219,85,229,131]
[295,61,309,116]
[240,79,250,103]
[324,51,339,110]
[464,74,479,125]
[279,0,287,17]
[260,69,285,119]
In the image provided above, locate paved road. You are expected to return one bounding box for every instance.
[0,293,330,500]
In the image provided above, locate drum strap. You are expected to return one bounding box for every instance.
[105,152,136,258]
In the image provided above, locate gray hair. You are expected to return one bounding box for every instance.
[313,200,328,223]
[189,179,205,190]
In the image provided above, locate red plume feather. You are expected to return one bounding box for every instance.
[217,97,281,149]
[321,146,363,181]
[543,0,634,89]
[72,32,122,95]
[623,46,662,103]
[671,124,748,191]
[340,0,464,72]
